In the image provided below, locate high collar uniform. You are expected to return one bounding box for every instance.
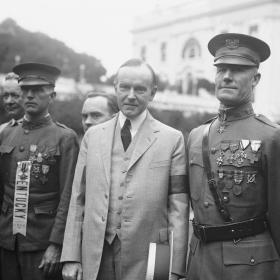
[0,115,79,251]
[186,102,280,280]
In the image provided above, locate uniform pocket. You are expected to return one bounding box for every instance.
[223,239,279,266]
[33,201,58,216]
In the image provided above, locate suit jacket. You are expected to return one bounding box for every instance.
[0,116,79,251]
[61,112,188,280]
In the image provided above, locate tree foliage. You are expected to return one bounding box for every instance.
[0,18,106,83]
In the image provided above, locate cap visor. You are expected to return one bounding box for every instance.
[214,56,257,66]
[19,79,52,86]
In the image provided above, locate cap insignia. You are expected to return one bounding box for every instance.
[225,39,239,49]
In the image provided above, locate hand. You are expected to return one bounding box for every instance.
[62,262,83,280]
[38,243,62,276]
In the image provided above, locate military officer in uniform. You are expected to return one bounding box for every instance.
[186,33,280,280]
[0,63,79,280]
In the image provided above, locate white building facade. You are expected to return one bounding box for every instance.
[132,0,280,120]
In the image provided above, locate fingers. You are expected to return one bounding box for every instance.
[62,263,82,280]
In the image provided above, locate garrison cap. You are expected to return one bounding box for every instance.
[13,63,61,86]
[208,33,270,67]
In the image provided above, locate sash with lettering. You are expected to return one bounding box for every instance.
[13,161,32,236]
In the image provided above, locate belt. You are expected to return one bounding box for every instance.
[193,216,268,243]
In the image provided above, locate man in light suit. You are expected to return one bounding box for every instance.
[61,59,188,280]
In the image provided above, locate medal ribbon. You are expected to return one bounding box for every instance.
[13,161,32,236]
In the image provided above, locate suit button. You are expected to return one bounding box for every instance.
[117,210,122,215]
[118,196,123,200]
[101,216,106,222]
[203,201,209,208]
[19,146,25,152]
[250,257,255,264]
[105,194,108,199]
[122,170,127,173]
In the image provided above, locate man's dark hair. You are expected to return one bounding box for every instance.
[86,90,119,115]
[114,58,158,91]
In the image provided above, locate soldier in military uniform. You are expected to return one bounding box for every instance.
[186,33,280,280]
[0,63,79,280]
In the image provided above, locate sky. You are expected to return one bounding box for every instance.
[0,0,162,76]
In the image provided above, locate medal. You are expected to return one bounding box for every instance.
[30,145,37,153]
[218,169,224,179]
[251,140,261,153]
[229,143,239,153]
[37,153,43,163]
[233,185,242,196]
[234,171,243,184]
[240,140,250,150]
[216,156,224,166]
[247,173,256,184]
[217,125,226,134]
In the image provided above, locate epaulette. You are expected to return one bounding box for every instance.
[254,114,279,128]
[55,121,69,129]
[203,115,218,124]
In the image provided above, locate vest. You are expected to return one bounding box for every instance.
[105,120,140,244]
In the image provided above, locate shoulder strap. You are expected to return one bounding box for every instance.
[202,123,232,222]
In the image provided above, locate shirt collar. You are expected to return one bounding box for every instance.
[119,110,147,133]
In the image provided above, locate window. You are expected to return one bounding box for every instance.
[140,46,146,61]
[161,42,167,62]
[182,38,201,59]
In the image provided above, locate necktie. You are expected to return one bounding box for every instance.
[121,119,132,151]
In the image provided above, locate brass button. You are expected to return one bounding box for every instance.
[24,130,29,135]
[19,146,25,152]
[250,257,255,264]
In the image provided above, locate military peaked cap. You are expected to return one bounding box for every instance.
[208,33,271,67]
[13,62,61,86]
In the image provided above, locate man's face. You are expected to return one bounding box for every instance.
[21,85,54,118]
[2,81,24,119]
[215,64,260,107]
[81,96,112,132]
[115,65,156,119]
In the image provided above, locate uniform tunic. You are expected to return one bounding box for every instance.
[186,103,280,280]
[0,115,79,251]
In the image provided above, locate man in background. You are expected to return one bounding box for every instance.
[81,90,118,132]
[0,73,24,133]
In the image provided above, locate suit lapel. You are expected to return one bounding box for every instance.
[100,115,118,185]
[128,113,159,170]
